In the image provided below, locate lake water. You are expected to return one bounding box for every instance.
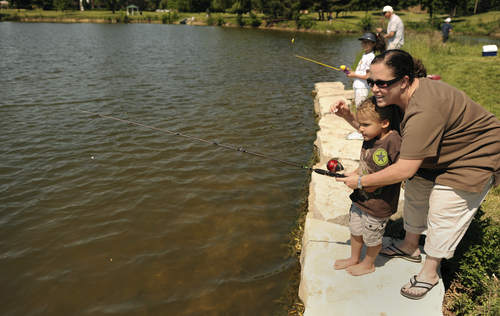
[0,22,359,315]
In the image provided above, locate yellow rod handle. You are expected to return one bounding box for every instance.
[295,55,342,71]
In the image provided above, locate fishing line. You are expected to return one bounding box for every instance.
[77,109,345,177]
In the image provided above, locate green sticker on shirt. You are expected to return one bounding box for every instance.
[373,148,389,166]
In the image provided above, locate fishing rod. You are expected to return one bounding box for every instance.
[295,55,351,73]
[77,109,346,178]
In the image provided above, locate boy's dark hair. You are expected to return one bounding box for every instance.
[371,49,427,84]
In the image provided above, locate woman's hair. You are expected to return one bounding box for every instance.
[371,49,427,83]
[357,96,401,133]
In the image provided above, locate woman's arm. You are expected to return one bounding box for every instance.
[336,158,423,189]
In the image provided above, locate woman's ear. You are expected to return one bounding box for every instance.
[400,75,410,89]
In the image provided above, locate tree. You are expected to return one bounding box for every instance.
[53,0,71,10]
[330,0,354,18]
[262,0,299,19]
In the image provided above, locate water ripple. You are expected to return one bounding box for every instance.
[0,22,360,316]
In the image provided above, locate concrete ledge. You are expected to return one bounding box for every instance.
[298,82,444,315]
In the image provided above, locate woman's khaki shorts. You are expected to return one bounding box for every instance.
[349,203,389,247]
[403,176,492,259]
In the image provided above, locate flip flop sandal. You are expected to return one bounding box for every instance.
[379,243,422,263]
[400,275,439,300]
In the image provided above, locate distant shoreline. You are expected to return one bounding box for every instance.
[2,9,499,38]
[5,17,500,39]
[5,16,361,35]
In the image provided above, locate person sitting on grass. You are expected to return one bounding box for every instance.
[332,97,402,276]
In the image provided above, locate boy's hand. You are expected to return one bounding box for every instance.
[330,100,351,119]
[344,170,357,177]
[336,174,357,189]
[337,175,380,192]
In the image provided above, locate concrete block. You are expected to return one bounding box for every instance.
[317,95,350,117]
[298,81,445,315]
[308,167,353,222]
[300,235,444,316]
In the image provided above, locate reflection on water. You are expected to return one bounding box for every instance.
[0,22,359,315]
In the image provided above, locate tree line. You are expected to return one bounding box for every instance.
[9,0,500,19]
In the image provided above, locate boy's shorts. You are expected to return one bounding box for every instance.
[349,203,389,247]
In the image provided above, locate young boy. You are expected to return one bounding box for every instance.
[333,97,402,276]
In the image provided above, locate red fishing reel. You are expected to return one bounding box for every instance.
[312,158,345,178]
[327,158,344,172]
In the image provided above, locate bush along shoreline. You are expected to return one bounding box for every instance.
[1,9,499,38]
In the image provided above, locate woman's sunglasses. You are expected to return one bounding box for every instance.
[367,76,403,88]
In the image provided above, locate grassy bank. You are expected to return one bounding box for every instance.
[404,33,500,118]
[1,9,499,37]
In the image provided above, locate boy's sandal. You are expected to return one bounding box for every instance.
[400,275,439,300]
[379,243,422,263]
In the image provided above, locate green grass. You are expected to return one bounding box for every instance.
[404,32,500,118]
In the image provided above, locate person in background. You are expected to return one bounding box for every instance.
[332,49,500,300]
[345,32,386,140]
[333,97,402,276]
[442,17,453,43]
[376,6,404,49]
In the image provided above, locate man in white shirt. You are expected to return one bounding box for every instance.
[376,6,404,49]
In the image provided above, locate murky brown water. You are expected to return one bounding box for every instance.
[0,22,359,315]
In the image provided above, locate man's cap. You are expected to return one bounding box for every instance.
[358,33,377,42]
[445,17,451,23]
[382,5,393,12]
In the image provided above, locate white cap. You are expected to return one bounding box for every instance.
[445,17,451,23]
[383,5,393,12]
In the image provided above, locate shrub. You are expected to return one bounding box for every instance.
[216,15,225,26]
[236,13,245,27]
[161,11,178,24]
[442,209,500,314]
[115,12,129,23]
[359,14,372,31]
[206,15,215,26]
[53,0,70,11]
[249,12,261,27]
[296,16,315,29]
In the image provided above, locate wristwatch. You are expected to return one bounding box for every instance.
[357,176,363,189]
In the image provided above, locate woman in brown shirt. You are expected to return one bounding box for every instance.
[332,49,500,300]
